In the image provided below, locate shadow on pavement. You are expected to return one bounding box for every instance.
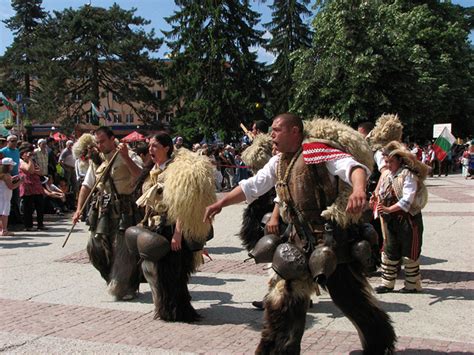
[422,269,474,284]
[423,288,474,305]
[0,241,51,249]
[190,275,245,286]
[307,299,412,318]
[205,246,243,255]
[198,304,263,329]
[420,255,448,266]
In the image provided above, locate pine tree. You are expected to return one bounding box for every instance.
[26,4,163,125]
[2,0,47,99]
[163,0,266,141]
[263,0,312,115]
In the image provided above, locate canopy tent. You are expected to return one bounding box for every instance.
[121,131,146,143]
[52,132,70,141]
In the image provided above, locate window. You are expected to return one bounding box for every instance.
[74,115,80,123]
[153,112,160,122]
[114,114,122,123]
[155,91,162,100]
[125,113,134,123]
[73,93,81,101]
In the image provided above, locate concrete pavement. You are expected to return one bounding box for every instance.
[0,174,473,354]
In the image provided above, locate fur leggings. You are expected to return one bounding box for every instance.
[141,247,200,322]
[256,263,396,355]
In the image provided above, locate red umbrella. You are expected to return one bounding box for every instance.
[52,132,69,141]
[121,131,145,143]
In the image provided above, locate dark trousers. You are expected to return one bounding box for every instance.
[22,194,44,229]
[8,188,22,226]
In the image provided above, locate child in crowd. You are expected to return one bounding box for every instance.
[0,158,22,236]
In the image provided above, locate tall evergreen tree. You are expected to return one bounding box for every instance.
[163,0,266,141]
[263,0,312,115]
[28,4,163,125]
[2,0,47,99]
[292,0,474,138]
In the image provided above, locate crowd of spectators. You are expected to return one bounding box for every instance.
[0,125,472,235]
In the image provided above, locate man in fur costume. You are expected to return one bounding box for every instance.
[239,131,278,309]
[125,132,216,322]
[72,127,143,301]
[373,141,428,293]
[205,113,396,354]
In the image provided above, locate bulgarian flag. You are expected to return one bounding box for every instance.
[0,92,17,118]
[433,127,456,162]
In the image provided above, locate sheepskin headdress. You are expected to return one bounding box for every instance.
[366,114,403,150]
[72,133,95,159]
[161,148,217,245]
[382,141,429,181]
[241,133,273,173]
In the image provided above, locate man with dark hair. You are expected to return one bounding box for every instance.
[357,121,374,137]
[205,113,395,354]
[252,120,270,135]
[72,126,143,301]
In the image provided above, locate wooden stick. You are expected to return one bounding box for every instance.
[240,123,254,141]
[62,149,120,248]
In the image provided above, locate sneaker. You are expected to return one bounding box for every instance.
[374,286,394,294]
[252,300,264,310]
[399,287,420,294]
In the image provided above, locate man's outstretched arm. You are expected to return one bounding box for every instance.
[203,186,246,223]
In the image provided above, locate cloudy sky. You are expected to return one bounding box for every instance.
[0,0,472,64]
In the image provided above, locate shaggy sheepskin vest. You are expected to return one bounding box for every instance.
[276,151,338,232]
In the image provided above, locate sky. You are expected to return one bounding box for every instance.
[0,0,472,63]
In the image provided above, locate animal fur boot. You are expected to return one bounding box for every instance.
[87,233,113,283]
[256,278,312,354]
[142,247,200,322]
[326,263,396,354]
[108,231,141,300]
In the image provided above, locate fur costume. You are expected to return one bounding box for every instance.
[72,133,95,159]
[241,133,273,174]
[86,151,142,301]
[135,148,216,322]
[303,117,374,228]
[239,134,276,251]
[256,118,395,354]
[366,114,404,151]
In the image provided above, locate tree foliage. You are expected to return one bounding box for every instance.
[3,3,163,126]
[264,0,312,116]
[1,0,47,99]
[163,0,266,142]
[292,0,474,138]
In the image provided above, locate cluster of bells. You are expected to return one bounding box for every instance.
[248,214,377,285]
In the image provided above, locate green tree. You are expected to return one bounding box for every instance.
[292,0,474,138]
[263,0,312,115]
[29,4,163,125]
[1,0,47,99]
[163,0,266,142]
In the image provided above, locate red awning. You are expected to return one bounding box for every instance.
[51,132,70,141]
[121,131,146,143]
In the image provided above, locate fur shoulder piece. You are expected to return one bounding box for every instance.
[72,133,95,159]
[367,114,403,150]
[383,141,429,182]
[303,117,374,228]
[161,148,216,245]
[241,133,273,173]
[303,117,374,170]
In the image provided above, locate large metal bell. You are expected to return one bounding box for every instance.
[359,223,379,245]
[248,234,282,264]
[96,214,109,235]
[308,245,337,285]
[137,229,170,261]
[124,226,147,255]
[351,240,372,268]
[272,243,308,280]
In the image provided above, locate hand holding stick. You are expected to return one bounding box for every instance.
[62,149,120,248]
